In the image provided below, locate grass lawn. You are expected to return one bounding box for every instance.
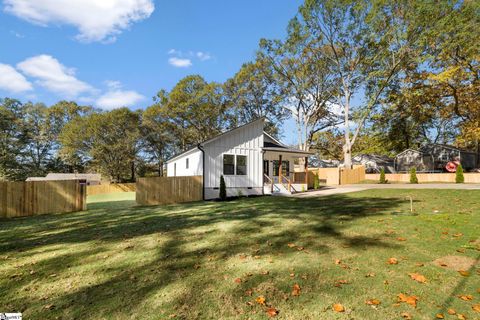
[0,190,479,319]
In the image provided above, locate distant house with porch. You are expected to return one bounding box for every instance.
[166,118,313,199]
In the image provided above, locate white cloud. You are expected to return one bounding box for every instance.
[96,87,144,110]
[3,0,154,43]
[0,63,33,93]
[17,54,94,97]
[196,51,211,61]
[168,57,192,68]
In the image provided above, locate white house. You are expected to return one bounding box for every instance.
[166,118,312,199]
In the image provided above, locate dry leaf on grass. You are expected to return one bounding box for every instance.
[408,272,427,283]
[334,279,349,287]
[458,270,470,276]
[435,314,444,319]
[256,296,266,305]
[457,314,466,320]
[458,294,473,301]
[245,289,253,296]
[366,299,381,305]
[291,284,301,296]
[447,308,456,315]
[365,272,376,277]
[472,304,480,312]
[388,257,398,265]
[335,259,342,265]
[266,307,279,317]
[234,278,242,283]
[287,243,296,248]
[397,293,419,307]
[401,312,412,319]
[332,303,345,312]
[397,237,407,241]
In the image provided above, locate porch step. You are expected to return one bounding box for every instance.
[264,183,293,195]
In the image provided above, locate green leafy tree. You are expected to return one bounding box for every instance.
[410,168,418,184]
[60,108,141,182]
[219,175,227,201]
[455,164,464,184]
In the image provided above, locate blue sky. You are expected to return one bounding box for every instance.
[0,1,302,132]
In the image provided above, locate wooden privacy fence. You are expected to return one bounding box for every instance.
[366,173,480,183]
[307,165,366,187]
[0,180,86,218]
[136,176,203,206]
[87,183,136,196]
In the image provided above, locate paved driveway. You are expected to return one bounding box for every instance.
[293,183,480,198]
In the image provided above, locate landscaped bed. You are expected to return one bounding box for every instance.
[0,190,478,319]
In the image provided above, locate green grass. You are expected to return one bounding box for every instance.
[0,190,479,319]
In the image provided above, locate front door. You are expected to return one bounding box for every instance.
[263,160,269,176]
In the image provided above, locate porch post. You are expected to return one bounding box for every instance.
[278,154,282,182]
[304,156,309,187]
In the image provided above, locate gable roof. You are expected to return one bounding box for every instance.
[167,117,265,163]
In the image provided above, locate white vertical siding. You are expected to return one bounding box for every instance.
[203,120,264,197]
[166,149,203,177]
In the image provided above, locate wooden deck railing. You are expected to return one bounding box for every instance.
[263,174,273,193]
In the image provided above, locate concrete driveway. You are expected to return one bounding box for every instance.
[292,183,480,198]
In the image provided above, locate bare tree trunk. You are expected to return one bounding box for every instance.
[343,88,353,169]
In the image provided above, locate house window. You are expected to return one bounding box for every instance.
[223,154,235,175]
[186,158,189,169]
[272,160,289,176]
[236,155,247,175]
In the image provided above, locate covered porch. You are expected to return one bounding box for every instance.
[262,147,313,195]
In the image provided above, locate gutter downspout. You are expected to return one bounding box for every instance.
[198,144,205,200]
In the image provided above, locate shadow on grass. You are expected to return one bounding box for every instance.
[0,194,405,318]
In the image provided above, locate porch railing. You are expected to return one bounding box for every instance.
[263,173,273,193]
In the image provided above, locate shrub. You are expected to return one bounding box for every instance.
[455,163,464,183]
[219,175,227,200]
[313,174,320,190]
[379,168,387,184]
[409,168,418,184]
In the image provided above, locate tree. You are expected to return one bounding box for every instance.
[379,168,387,184]
[409,168,418,184]
[297,0,419,167]
[0,98,28,180]
[224,58,286,136]
[60,108,141,182]
[455,164,464,184]
[219,175,227,201]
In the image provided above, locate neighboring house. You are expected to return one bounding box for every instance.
[26,173,102,185]
[394,144,479,172]
[352,154,394,173]
[166,118,313,199]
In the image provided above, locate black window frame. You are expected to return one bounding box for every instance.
[223,154,235,175]
[236,155,247,175]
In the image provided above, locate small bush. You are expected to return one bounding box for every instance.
[379,168,388,184]
[313,174,320,190]
[409,168,418,184]
[455,163,464,183]
[219,175,227,200]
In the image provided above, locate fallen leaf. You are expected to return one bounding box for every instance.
[335,259,342,265]
[415,262,425,267]
[458,294,473,301]
[266,307,279,317]
[472,304,480,312]
[44,304,55,310]
[388,257,398,265]
[296,246,305,251]
[289,273,295,277]
[457,314,466,320]
[458,270,470,277]
[397,237,407,241]
[287,243,296,248]
[245,289,253,296]
[457,248,466,253]
[366,299,381,305]
[408,273,427,283]
[334,279,349,287]
[291,283,301,296]
[234,278,242,283]
[436,314,444,319]
[453,233,463,237]
[398,293,419,307]
[401,312,412,319]
[256,296,266,305]
[332,303,345,312]
[447,308,456,315]
[261,270,269,275]
[365,272,376,277]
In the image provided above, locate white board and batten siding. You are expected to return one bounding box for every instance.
[166,119,265,200]
[167,148,203,177]
[203,120,264,199]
